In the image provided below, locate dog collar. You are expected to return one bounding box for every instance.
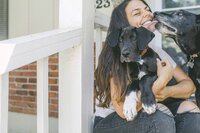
[186,52,200,68]
[140,48,148,57]
[186,56,195,68]
[192,52,200,58]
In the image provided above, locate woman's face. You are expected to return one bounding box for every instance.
[125,0,157,32]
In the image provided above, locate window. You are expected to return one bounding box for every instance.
[163,0,200,9]
[0,0,8,40]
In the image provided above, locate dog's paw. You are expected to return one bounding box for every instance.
[123,101,137,121]
[142,103,156,114]
[123,91,138,121]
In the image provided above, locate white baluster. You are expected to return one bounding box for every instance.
[37,58,49,133]
[0,73,9,133]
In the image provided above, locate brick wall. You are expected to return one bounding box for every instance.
[9,53,59,118]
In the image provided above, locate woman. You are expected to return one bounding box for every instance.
[94,0,200,133]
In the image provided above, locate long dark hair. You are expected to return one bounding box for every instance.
[95,0,151,108]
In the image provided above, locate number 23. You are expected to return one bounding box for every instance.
[96,0,111,9]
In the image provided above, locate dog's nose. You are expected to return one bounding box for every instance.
[122,51,130,58]
[153,12,159,16]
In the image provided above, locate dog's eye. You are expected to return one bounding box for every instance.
[130,35,136,40]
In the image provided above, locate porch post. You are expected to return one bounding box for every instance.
[82,0,94,132]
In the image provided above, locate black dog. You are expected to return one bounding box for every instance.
[154,10,200,107]
[107,26,159,121]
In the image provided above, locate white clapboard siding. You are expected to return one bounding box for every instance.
[0,73,9,133]
[37,58,49,133]
[9,0,56,38]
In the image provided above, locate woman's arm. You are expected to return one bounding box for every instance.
[165,65,196,99]
[110,60,196,118]
[152,60,196,101]
[110,78,142,119]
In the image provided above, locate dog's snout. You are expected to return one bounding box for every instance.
[122,51,130,58]
[137,56,141,61]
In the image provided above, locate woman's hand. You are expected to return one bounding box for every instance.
[152,59,174,101]
[154,86,170,101]
[156,59,173,81]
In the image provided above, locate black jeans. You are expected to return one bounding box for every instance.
[93,110,175,133]
[93,110,200,133]
[175,112,200,133]
[163,98,200,133]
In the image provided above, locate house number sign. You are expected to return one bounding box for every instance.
[96,0,111,9]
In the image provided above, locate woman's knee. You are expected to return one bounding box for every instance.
[175,112,200,133]
[176,101,200,133]
[177,101,200,113]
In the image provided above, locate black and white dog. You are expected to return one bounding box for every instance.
[154,10,200,107]
[108,26,160,121]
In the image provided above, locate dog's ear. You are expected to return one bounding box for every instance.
[196,14,200,24]
[136,27,155,50]
[106,29,121,47]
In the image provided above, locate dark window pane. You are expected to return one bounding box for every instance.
[163,0,200,9]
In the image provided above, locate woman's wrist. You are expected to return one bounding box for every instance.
[157,75,172,88]
[164,86,173,98]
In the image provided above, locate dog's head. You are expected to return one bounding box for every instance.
[106,26,155,63]
[154,10,200,54]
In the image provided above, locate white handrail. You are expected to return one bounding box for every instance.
[0,27,82,75]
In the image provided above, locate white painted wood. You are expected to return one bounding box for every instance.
[9,0,29,38]
[82,0,94,132]
[95,10,110,31]
[0,27,82,75]
[53,0,59,28]
[0,73,9,133]
[96,0,113,16]
[37,58,49,133]
[59,0,82,28]
[95,27,103,67]
[29,0,54,34]
[9,0,57,38]
[58,45,82,133]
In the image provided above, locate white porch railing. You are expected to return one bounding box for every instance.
[0,3,111,133]
[0,27,84,133]
[94,10,110,66]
